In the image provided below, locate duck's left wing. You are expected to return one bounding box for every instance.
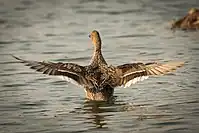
[116,62,184,88]
[12,55,86,87]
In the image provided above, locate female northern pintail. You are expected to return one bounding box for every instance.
[13,30,184,101]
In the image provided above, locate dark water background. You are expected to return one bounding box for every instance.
[0,0,199,133]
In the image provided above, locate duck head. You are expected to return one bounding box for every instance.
[89,30,102,50]
[188,8,198,15]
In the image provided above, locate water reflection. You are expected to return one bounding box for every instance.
[71,99,124,128]
[83,101,110,128]
[71,99,174,130]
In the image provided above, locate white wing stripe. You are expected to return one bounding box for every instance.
[124,76,149,88]
[57,76,80,87]
[57,69,79,76]
[122,70,145,77]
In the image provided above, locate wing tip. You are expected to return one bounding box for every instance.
[178,61,185,67]
[169,61,185,67]
[11,54,24,62]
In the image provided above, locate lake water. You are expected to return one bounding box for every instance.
[0,0,199,133]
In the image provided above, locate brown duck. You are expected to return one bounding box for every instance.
[171,8,199,30]
[13,30,184,101]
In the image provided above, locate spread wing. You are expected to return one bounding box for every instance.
[12,55,86,87]
[116,62,184,88]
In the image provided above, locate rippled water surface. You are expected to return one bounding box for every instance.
[0,0,199,133]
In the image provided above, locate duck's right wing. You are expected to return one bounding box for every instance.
[116,62,184,88]
[12,55,87,87]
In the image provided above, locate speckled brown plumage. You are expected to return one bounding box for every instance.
[171,8,199,30]
[13,30,184,101]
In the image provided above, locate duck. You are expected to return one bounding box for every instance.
[171,8,199,30]
[13,30,184,101]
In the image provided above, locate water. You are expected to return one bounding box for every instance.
[0,0,199,132]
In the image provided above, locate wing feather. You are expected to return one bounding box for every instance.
[116,61,184,87]
[12,55,86,86]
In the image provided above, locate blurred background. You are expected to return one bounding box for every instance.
[0,0,199,133]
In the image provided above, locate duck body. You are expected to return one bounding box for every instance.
[79,51,119,101]
[171,8,199,30]
[13,30,184,101]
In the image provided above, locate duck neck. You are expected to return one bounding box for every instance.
[94,43,102,54]
[90,43,106,66]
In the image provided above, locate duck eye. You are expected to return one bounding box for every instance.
[89,34,91,38]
